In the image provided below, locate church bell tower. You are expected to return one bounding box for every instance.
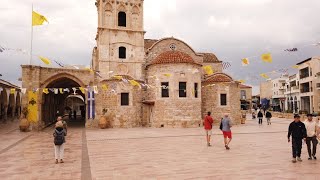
[93,0,145,80]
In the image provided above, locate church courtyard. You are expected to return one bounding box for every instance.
[0,116,319,180]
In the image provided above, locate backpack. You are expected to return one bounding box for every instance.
[54,130,65,145]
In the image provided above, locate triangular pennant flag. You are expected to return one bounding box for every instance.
[54,89,59,94]
[21,88,27,94]
[113,75,123,80]
[59,88,64,94]
[163,73,172,77]
[72,88,77,94]
[32,11,48,26]
[203,65,214,75]
[43,88,49,94]
[292,65,299,69]
[10,88,16,94]
[39,56,51,65]
[33,88,39,92]
[93,86,99,94]
[129,80,141,88]
[64,88,70,93]
[102,84,108,91]
[241,58,249,66]
[260,73,269,79]
[261,53,272,63]
[85,67,94,73]
[79,87,85,94]
[54,60,64,67]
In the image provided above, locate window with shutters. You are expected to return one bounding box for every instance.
[121,93,129,106]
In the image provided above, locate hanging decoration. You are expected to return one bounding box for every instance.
[32,11,48,26]
[241,58,250,66]
[222,62,231,70]
[203,65,214,75]
[261,53,272,63]
[284,48,298,52]
[260,73,269,79]
[27,91,38,123]
[39,56,51,65]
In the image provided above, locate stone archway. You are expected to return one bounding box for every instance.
[41,76,86,127]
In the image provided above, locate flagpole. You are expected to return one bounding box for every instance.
[30,3,33,65]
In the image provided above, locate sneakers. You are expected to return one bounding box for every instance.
[292,158,297,163]
[225,145,230,150]
[313,156,317,160]
[55,159,59,164]
[207,143,212,147]
[297,157,302,162]
[60,159,64,163]
[308,157,312,160]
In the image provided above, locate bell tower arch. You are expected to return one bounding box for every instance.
[93,0,145,80]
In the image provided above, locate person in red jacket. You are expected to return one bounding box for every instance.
[204,112,214,147]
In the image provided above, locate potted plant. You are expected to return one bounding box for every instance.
[19,107,30,132]
[98,108,108,129]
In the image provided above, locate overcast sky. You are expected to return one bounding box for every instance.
[1,0,320,94]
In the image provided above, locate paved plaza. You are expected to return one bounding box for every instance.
[0,117,319,180]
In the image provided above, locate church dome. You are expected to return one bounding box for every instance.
[149,51,200,66]
[203,73,233,83]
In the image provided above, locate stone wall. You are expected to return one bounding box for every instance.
[202,82,242,125]
[90,80,143,128]
[145,64,202,128]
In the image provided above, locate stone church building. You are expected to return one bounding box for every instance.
[21,0,242,129]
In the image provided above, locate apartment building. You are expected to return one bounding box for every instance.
[271,75,288,111]
[284,74,300,113]
[297,57,320,114]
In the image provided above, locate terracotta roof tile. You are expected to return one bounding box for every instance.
[144,39,158,51]
[239,84,252,88]
[149,51,200,66]
[199,53,220,63]
[203,73,233,83]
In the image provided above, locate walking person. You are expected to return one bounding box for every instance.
[288,114,307,163]
[220,114,232,150]
[266,110,272,125]
[53,121,67,164]
[257,110,263,125]
[203,112,214,147]
[57,116,68,134]
[304,114,318,160]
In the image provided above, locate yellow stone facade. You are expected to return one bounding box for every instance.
[21,0,243,129]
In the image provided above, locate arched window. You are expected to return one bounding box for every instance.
[118,11,126,27]
[119,46,126,59]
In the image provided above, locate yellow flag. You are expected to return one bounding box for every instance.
[238,80,246,84]
[203,65,214,75]
[10,88,16,94]
[27,91,38,123]
[241,58,249,66]
[129,80,141,88]
[85,67,94,73]
[113,75,123,80]
[79,87,85,94]
[39,56,51,65]
[59,88,64,94]
[43,88,49,94]
[260,73,269,79]
[292,65,299,69]
[261,53,272,63]
[164,73,171,77]
[102,84,108,91]
[32,11,48,26]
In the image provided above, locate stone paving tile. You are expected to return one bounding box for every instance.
[0,127,83,180]
[86,118,320,180]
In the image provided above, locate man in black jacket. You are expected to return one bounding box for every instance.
[288,114,307,163]
[266,110,272,125]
